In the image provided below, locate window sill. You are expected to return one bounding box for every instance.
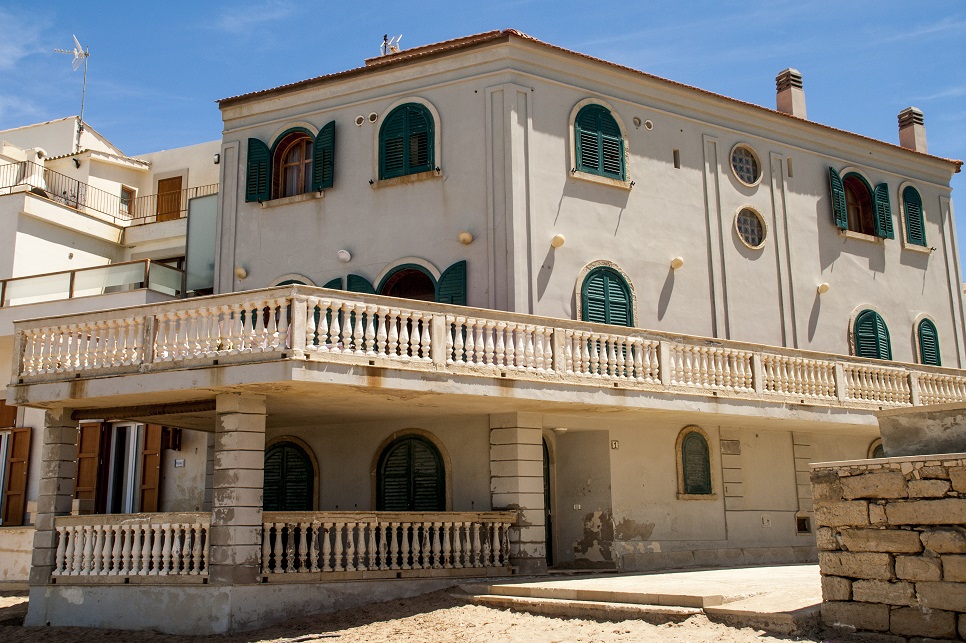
[371,169,442,189]
[571,170,632,190]
[838,229,884,244]
[676,493,718,501]
[259,191,324,209]
[902,242,933,254]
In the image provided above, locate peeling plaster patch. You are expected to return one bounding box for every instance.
[614,517,654,541]
[61,587,84,605]
[572,510,614,563]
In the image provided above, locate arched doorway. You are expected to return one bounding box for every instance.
[377,435,445,511]
[379,266,436,301]
[263,441,314,511]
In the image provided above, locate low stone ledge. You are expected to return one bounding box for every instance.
[821,601,890,632]
[916,581,966,612]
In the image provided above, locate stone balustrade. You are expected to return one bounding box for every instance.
[52,513,210,580]
[12,284,966,410]
[261,511,515,578]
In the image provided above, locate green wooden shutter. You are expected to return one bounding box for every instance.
[681,432,712,495]
[380,109,407,179]
[855,310,892,360]
[581,268,632,327]
[903,186,926,246]
[246,138,271,202]
[264,443,312,511]
[322,277,343,290]
[918,319,941,366]
[575,105,625,180]
[407,106,432,173]
[346,274,375,294]
[828,167,848,230]
[435,260,467,306]
[377,437,444,511]
[379,104,433,180]
[873,183,895,239]
[312,121,335,191]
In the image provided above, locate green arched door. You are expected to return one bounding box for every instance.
[377,436,445,511]
[263,441,313,511]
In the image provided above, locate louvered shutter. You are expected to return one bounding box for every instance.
[263,446,284,511]
[322,277,343,290]
[681,433,711,495]
[1,428,31,526]
[346,274,376,294]
[582,270,608,324]
[855,310,891,360]
[918,319,941,366]
[903,186,926,246]
[378,437,444,511]
[379,440,412,511]
[0,402,16,427]
[582,268,632,327]
[407,106,432,173]
[410,439,444,511]
[138,424,162,512]
[875,314,892,360]
[575,106,625,180]
[263,443,313,511]
[312,121,335,191]
[435,260,467,306]
[873,183,895,239]
[380,109,408,179]
[246,138,271,202]
[828,167,848,229]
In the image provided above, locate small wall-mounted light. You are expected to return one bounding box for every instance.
[551,233,566,249]
[337,249,352,263]
[72,158,80,168]
[817,282,830,295]
[213,153,221,164]
[458,231,474,245]
[233,266,248,280]
[670,256,684,270]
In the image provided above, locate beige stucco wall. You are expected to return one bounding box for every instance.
[0,526,33,581]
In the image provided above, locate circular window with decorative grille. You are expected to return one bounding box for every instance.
[730,144,762,187]
[735,207,766,249]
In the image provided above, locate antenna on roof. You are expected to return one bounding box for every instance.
[380,34,402,56]
[54,35,90,153]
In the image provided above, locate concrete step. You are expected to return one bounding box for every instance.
[462,582,723,608]
[467,593,701,624]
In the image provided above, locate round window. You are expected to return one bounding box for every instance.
[731,144,761,186]
[735,208,766,249]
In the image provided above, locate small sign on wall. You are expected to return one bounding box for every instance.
[174,458,185,468]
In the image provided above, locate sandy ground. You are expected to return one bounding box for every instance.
[0,589,829,643]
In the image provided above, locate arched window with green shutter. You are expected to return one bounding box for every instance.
[574,105,625,180]
[903,186,926,247]
[263,441,314,511]
[680,430,712,495]
[854,309,892,360]
[918,318,941,366]
[377,435,445,511]
[379,103,434,180]
[581,266,633,327]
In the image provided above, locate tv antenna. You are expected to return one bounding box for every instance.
[380,34,402,56]
[54,35,90,152]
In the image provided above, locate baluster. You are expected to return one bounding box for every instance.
[386,310,401,358]
[463,318,476,364]
[188,524,201,575]
[138,525,151,575]
[534,328,547,372]
[494,322,507,368]
[451,317,465,363]
[410,313,424,361]
[419,523,430,569]
[377,522,389,571]
[481,524,492,567]
[365,305,378,356]
[316,522,330,572]
[444,316,455,363]
[420,315,432,362]
[127,525,140,575]
[68,525,83,575]
[389,522,401,570]
[80,524,93,575]
[261,521,272,573]
[484,322,496,365]
[54,526,68,574]
[352,305,365,355]
[451,523,463,569]
[589,335,600,377]
[91,525,104,574]
[606,337,617,378]
[178,525,192,574]
[376,307,390,356]
[345,522,357,571]
[326,302,341,353]
[157,524,171,575]
[471,523,482,567]
[441,522,452,569]
[174,524,186,574]
[367,522,378,570]
[285,522,296,572]
[305,298,321,350]
[397,311,410,359]
[491,523,503,565]
[331,522,344,572]
[430,522,442,569]
[355,522,368,571]
[299,522,310,572]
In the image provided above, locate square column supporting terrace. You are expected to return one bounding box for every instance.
[27,408,78,586]
[490,412,546,575]
[209,393,266,585]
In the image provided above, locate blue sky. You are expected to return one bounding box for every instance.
[2,1,964,242]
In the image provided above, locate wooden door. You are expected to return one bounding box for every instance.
[2,428,31,526]
[139,424,163,512]
[75,422,106,511]
[156,176,183,222]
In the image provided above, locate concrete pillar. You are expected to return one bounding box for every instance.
[28,408,78,586]
[490,412,546,574]
[208,393,266,585]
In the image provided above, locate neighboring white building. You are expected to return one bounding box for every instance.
[5,31,965,634]
[0,116,219,581]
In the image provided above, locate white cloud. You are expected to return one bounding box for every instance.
[0,9,46,71]
[215,0,295,34]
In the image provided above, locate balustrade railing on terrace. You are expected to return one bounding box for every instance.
[12,285,966,409]
[0,160,216,224]
[261,512,515,578]
[51,513,209,579]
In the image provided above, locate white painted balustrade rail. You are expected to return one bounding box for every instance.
[261,512,514,577]
[13,285,966,410]
[52,513,209,578]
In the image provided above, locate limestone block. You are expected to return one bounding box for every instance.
[217,414,267,434]
[214,449,265,471]
[886,499,966,526]
[509,525,546,543]
[489,459,543,478]
[513,509,545,528]
[207,525,262,549]
[816,527,838,551]
[949,467,966,492]
[490,476,543,495]
[920,527,966,553]
[215,430,266,452]
[722,468,743,484]
[491,492,543,510]
[811,470,844,505]
[942,555,966,582]
[895,555,942,581]
[840,528,922,553]
[890,607,957,639]
[821,601,890,632]
[211,506,263,528]
[821,575,851,601]
[908,479,951,498]
[42,424,79,444]
[41,443,77,463]
[488,412,542,429]
[720,454,742,470]
[215,394,266,415]
[869,503,888,525]
[917,581,966,612]
[841,472,908,500]
[819,551,894,580]
[212,468,264,490]
[489,427,541,445]
[959,614,966,640]
[815,501,870,527]
[919,466,949,479]
[489,444,542,462]
[851,579,916,606]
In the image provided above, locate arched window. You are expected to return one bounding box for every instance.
[274,131,313,198]
[379,266,437,302]
[844,174,875,236]
[245,121,334,203]
[918,318,941,366]
[677,427,713,496]
[574,104,625,180]
[377,435,445,511]
[263,441,314,511]
[854,310,892,360]
[581,266,633,327]
[379,103,434,180]
[828,168,894,239]
[903,186,926,247]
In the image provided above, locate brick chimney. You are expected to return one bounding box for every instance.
[898,107,927,153]
[776,69,806,119]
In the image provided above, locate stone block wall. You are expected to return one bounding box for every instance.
[811,454,966,640]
